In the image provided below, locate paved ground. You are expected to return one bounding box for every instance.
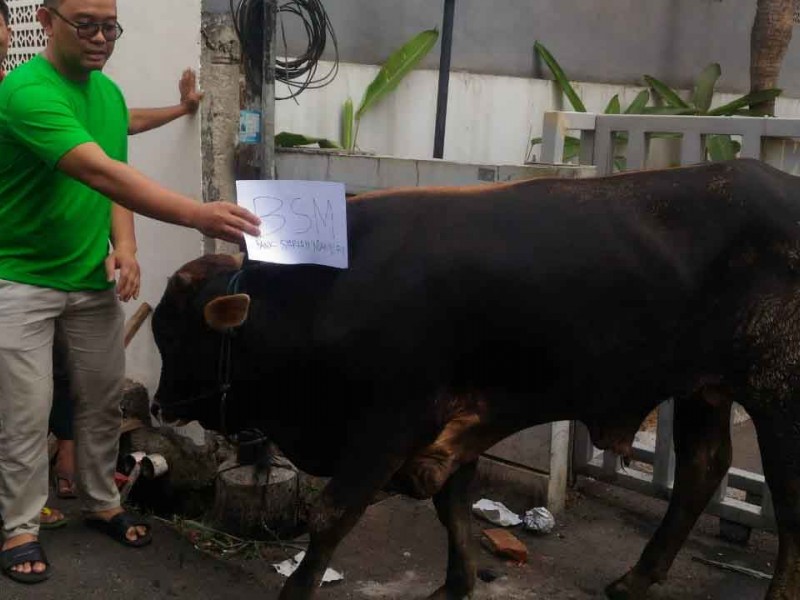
[0,475,777,600]
[0,416,774,599]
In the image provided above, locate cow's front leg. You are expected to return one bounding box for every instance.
[427,460,478,600]
[278,455,406,600]
[606,394,732,599]
[278,409,419,600]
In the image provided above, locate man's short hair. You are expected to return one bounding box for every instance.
[0,0,9,27]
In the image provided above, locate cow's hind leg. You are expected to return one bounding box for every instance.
[752,413,800,599]
[427,460,478,600]
[606,394,732,599]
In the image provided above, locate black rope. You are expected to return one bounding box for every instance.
[230,0,339,100]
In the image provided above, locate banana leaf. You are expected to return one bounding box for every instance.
[604,95,621,115]
[624,90,651,114]
[355,29,440,121]
[534,41,587,112]
[275,132,340,149]
[562,136,582,161]
[692,63,721,113]
[644,75,691,109]
[707,88,782,116]
[341,98,354,151]
[706,135,740,161]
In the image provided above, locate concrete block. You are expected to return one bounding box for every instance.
[484,424,552,472]
[328,154,381,194]
[276,151,330,182]
[374,156,420,189]
[417,159,498,187]
[499,164,596,181]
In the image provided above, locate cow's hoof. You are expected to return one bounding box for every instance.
[605,572,650,600]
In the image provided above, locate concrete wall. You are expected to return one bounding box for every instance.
[204,0,800,97]
[274,60,800,165]
[106,0,204,392]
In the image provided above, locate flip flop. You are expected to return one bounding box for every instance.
[85,512,152,548]
[39,507,68,530]
[0,540,51,584]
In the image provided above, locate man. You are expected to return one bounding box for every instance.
[49,68,206,501]
[0,0,73,533]
[0,0,260,583]
[1,0,207,507]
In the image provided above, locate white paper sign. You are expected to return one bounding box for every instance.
[236,180,348,269]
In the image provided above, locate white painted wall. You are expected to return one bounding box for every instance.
[105,0,204,393]
[276,61,800,166]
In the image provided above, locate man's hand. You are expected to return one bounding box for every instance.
[191,202,261,244]
[105,247,141,302]
[179,69,204,115]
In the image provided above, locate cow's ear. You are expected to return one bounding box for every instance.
[203,294,251,331]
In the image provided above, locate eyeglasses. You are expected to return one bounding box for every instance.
[50,8,123,41]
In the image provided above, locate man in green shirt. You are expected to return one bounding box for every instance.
[0,0,260,583]
[2,0,207,508]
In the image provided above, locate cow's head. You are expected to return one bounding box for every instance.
[151,253,251,430]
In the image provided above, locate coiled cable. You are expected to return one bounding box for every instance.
[230,0,339,100]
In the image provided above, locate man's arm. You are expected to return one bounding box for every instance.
[58,142,260,243]
[128,69,204,135]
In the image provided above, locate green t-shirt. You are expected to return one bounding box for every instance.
[0,55,129,291]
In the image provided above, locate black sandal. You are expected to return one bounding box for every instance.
[85,512,152,548]
[0,540,51,584]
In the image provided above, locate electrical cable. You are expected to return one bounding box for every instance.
[230,0,339,100]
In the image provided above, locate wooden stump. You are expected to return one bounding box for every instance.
[211,458,299,539]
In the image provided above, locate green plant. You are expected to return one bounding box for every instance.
[340,97,354,152]
[644,64,782,160]
[274,132,340,149]
[276,29,439,153]
[530,41,651,170]
[529,42,784,165]
[346,28,439,151]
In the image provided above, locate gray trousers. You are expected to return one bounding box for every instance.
[0,280,124,539]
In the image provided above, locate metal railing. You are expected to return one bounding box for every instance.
[574,401,774,531]
[539,110,800,175]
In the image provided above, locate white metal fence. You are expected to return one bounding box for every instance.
[539,111,800,532]
[540,110,800,176]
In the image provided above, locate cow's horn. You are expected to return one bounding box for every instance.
[204,294,251,331]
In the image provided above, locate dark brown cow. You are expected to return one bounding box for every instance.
[152,159,800,599]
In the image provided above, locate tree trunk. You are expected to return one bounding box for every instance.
[750,0,795,115]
